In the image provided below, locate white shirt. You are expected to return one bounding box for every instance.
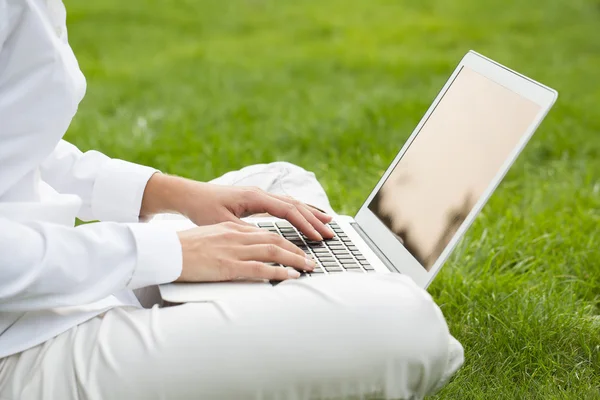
[0,0,183,358]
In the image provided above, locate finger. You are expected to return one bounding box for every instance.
[238,232,308,258]
[239,244,316,272]
[306,204,333,223]
[251,196,324,241]
[233,261,299,281]
[268,195,334,238]
[241,189,324,240]
[294,203,334,239]
[269,194,333,225]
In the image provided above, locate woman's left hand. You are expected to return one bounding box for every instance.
[141,173,335,241]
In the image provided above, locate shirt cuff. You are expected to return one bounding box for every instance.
[126,223,183,289]
[91,159,158,222]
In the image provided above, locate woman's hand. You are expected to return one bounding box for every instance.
[141,173,335,241]
[176,221,316,282]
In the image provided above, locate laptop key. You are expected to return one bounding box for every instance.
[329,246,347,251]
[331,249,349,256]
[317,257,336,263]
[321,260,339,266]
[325,265,343,272]
[336,254,353,259]
[344,263,362,270]
[258,223,274,228]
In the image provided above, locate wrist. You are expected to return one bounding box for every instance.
[140,173,191,219]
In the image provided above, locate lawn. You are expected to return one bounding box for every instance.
[63,0,600,398]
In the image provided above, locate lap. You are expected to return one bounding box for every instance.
[0,274,463,400]
[0,164,463,399]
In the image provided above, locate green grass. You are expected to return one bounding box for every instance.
[63,0,600,397]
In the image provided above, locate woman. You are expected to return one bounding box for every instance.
[0,1,463,398]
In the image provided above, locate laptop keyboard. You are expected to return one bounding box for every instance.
[256,221,375,276]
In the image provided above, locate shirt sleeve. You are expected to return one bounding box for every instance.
[39,140,158,223]
[0,216,183,312]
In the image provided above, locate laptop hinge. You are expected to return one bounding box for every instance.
[350,222,399,273]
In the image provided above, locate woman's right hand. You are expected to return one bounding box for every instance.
[175,221,316,282]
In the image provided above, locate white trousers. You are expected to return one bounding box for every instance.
[0,162,464,400]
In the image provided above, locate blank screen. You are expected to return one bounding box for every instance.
[368,66,541,270]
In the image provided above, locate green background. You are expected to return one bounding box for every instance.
[64,0,600,397]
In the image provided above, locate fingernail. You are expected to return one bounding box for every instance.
[288,269,301,278]
[305,255,315,270]
[315,231,323,241]
[327,227,335,237]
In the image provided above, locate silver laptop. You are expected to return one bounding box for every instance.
[159,50,557,303]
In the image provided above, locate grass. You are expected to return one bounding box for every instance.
[63,0,600,397]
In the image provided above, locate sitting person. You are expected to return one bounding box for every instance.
[0,1,464,398]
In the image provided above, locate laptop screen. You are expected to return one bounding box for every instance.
[368,66,541,271]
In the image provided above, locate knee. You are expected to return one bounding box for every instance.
[373,275,451,356]
[328,275,460,396]
[368,275,460,394]
[306,274,453,360]
[335,275,457,385]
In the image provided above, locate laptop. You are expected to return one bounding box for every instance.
[158,50,557,303]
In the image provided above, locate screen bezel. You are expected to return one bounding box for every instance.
[355,50,558,288]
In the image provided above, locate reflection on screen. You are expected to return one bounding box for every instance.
[368,67,541,271]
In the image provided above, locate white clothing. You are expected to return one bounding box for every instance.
[0,0,182,358]
[0,157,466,399]
[0,0,464,398]
[0,273,464,400]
